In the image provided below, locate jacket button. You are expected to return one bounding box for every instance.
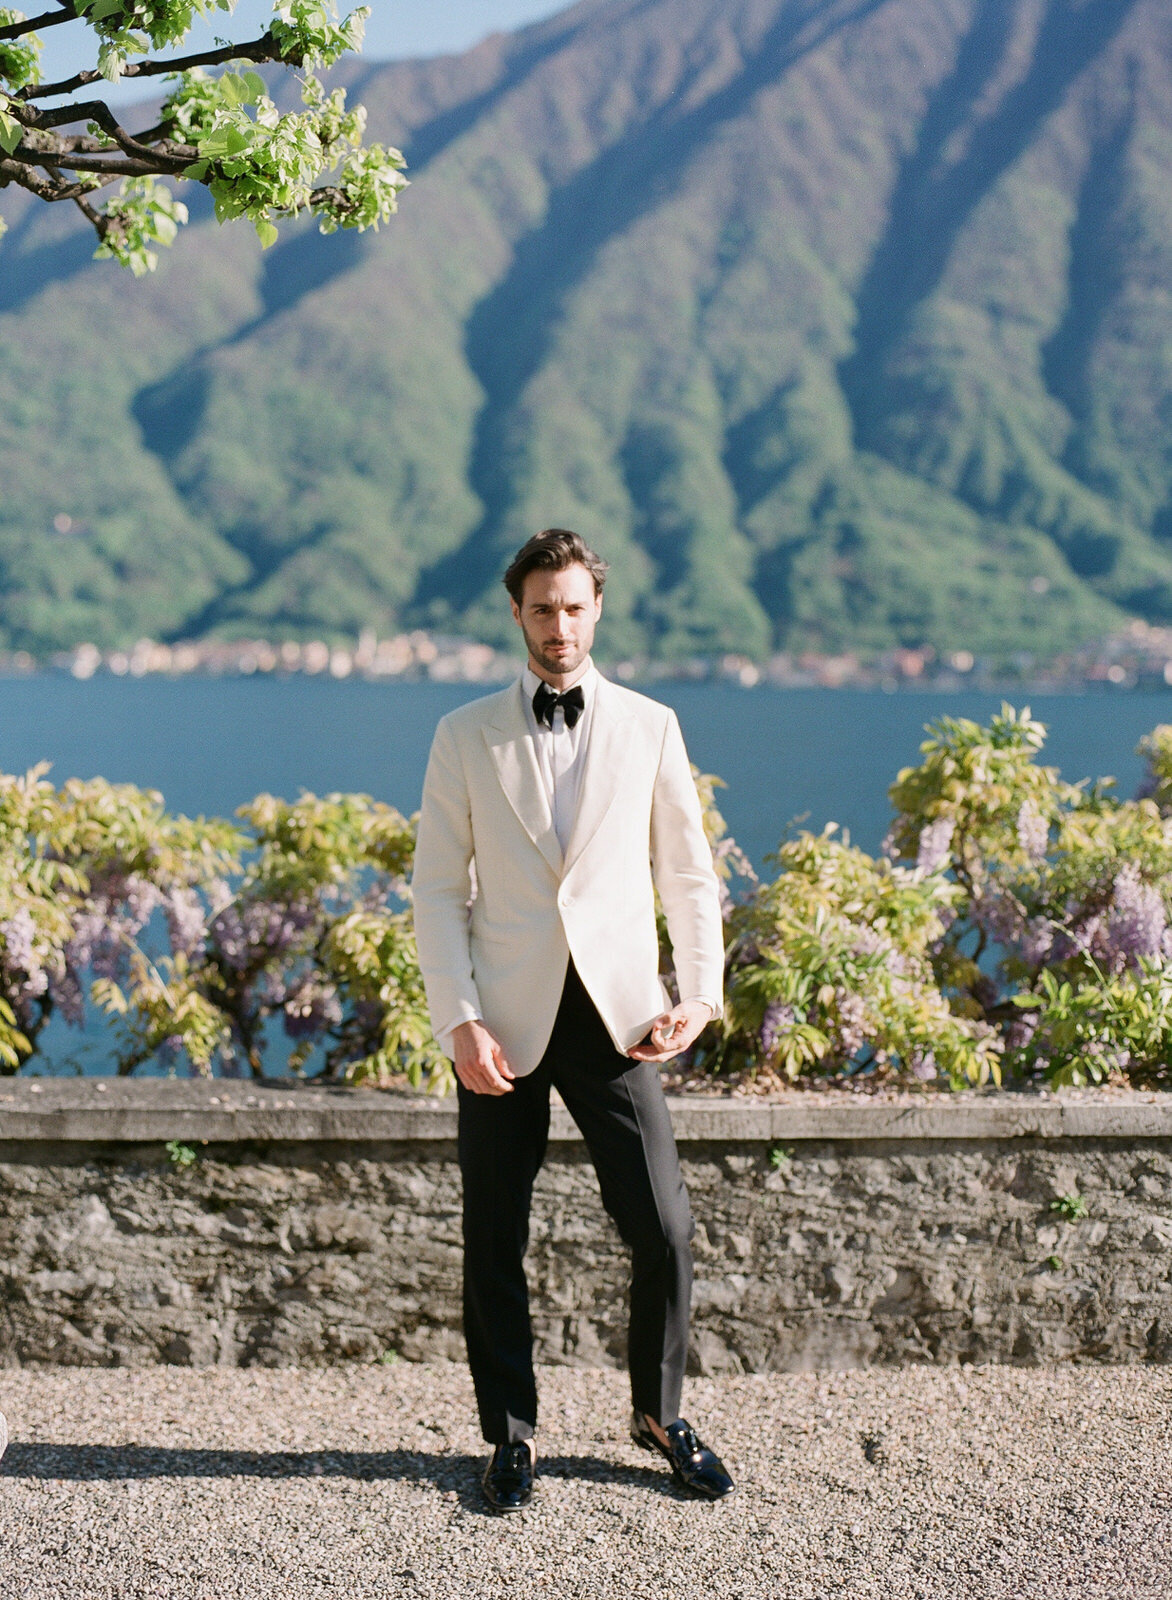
[559,892,573,907]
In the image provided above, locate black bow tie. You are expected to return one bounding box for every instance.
[532,680,585,730]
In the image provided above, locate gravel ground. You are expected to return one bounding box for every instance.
[1,1364,1169,1599]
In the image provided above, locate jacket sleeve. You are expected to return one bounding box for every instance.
[410,714,483,1043]
[649,710,725,1018]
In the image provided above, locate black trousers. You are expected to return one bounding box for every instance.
[457,961,694,1445]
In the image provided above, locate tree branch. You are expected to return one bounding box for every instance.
[308,184,350,212]
[0,3,79,42]
[31,95,141,128]
[1,16,397,269]
[18,30,284,101]
[71,186,105,223]
[11,97,196,170]
[0,150,113,199]
[19,146,160,174]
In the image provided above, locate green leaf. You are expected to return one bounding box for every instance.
[220,71,252,106]
[254,216,278,248]
[0,109,20,155]
[97,42,125,81]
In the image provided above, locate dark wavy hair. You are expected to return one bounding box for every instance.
[502,528,609,605]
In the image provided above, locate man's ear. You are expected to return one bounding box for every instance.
[510,597,522,627]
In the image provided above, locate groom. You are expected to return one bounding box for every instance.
[411,528,734,1510]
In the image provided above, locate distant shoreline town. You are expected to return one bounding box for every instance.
[3,621,1172,692]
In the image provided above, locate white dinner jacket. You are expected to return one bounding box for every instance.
[410,671,725,1077]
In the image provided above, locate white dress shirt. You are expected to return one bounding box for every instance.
[436,657,716,1047]
[521,659,597,854]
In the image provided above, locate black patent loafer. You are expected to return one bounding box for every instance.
[482,1441,536,1512]
[631,1412,735,1499]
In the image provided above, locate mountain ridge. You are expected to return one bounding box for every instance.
[1,0,1170,659]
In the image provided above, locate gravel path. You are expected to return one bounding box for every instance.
[1,1364,1169,1598]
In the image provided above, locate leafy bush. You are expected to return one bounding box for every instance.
[4,704,1172,1092]
[884,705,1172,1088]
[699,704,1172,1091]
[710,823,1001,1088]
[0,765,450,1090]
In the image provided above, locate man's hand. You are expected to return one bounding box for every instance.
[627,999,714,1062]
[452,1019,516,1094]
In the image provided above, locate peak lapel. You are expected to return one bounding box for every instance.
[482,680,563,878]
[562,676,634,875]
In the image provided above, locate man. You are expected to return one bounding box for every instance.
[411,528,734,1511]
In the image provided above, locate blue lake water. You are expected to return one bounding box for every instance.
[3,673,1168,1075]
[0,673,1168,867]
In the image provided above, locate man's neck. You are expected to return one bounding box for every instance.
[527,655,593,693]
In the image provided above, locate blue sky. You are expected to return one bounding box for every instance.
[34,1,571,104]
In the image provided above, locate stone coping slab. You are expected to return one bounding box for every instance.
[0,1077,1169,1143]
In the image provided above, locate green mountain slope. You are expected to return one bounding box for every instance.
[1,0,1170,659]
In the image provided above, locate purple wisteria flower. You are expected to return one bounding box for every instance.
[0,908,36,971]
[759,1000,796,1058]
[1019,916,1056,968]
[0,908,49,1022]
[1016,801,1049,864]
[47,966,86,1028]
[163,887,206,959]
[915,817,954,875]
[833,989,868,1056]
[121,874,161,932]
[850,925,885,956]
[65,906,125,982]
[1053,866,1170,974]
[1102,862,1166,969]
[908,1048,937,1081]
[283,980,344,1040]
[1080,1038,1131,1075]
[207,878,234,916]
[1005,1011,1040,1054]
[972,886,1027,946]
[209,898,318,973]
[159,1034,185,1068]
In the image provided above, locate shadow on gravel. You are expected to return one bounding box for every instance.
[0,1444,680,1500]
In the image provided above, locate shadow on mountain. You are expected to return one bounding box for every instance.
[257,221,367,318]
[1041,91,1138,427]
[838,0,1142,453]
[721,384,802,521]
[132,364,212,465]
[401,3,619,173]
[415,0,891,614]
[130,206,365,484]
[0,183,218,318]
[0,227,97,318]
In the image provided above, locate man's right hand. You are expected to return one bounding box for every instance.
[452,1019,516,1095]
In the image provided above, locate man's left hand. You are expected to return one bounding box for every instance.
[626,999,714,1062]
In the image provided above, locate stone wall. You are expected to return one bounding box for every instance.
[1,1081,1170,1370]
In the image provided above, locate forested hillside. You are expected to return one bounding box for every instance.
[1,0,1170,660]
